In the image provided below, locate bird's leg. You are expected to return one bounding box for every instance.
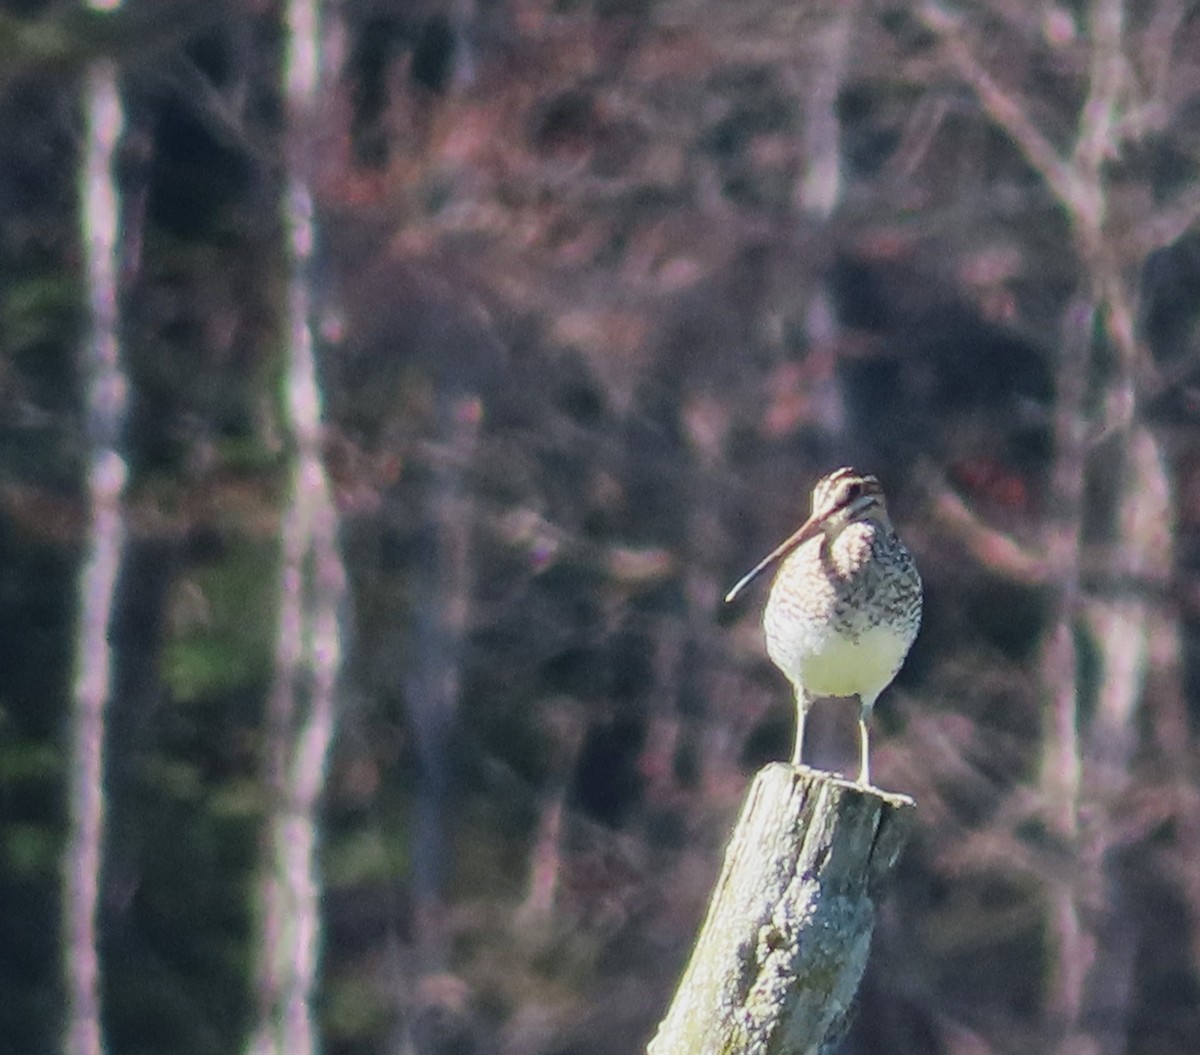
[791,688,812,767]
[856,695,876,787]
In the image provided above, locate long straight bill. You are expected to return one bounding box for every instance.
[724,516,822,604]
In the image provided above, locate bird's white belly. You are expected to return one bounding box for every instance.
[768,622,911,702]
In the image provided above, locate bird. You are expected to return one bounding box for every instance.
[725,467,921,786]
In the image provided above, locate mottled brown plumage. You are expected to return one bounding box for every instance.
[726,468,921,785]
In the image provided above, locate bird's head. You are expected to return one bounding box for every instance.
[724,467,890,603]
[807,467,888,537]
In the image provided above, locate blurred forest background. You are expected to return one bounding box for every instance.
[3,0,1200,1054]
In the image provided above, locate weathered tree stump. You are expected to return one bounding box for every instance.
[648,764,915,1055]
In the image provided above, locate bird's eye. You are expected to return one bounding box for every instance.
[843,481,863,502]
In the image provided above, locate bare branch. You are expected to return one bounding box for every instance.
[1074,0,1126,184]
[917,2,1080,213]
[1137,182,1200,255]
[927,482,1049,585]
[1137,0,1188,122]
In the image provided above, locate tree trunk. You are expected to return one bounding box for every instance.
[649,764,915,1055]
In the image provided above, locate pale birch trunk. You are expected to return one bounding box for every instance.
[246,2,348,1053]
[794,0,855,219]
[64,12,128,1053]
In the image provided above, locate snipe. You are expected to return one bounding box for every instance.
[726,467,922,786]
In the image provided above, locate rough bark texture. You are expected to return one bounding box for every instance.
[648,764,915,1055]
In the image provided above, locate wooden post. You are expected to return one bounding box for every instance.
[648,764,915,1055]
